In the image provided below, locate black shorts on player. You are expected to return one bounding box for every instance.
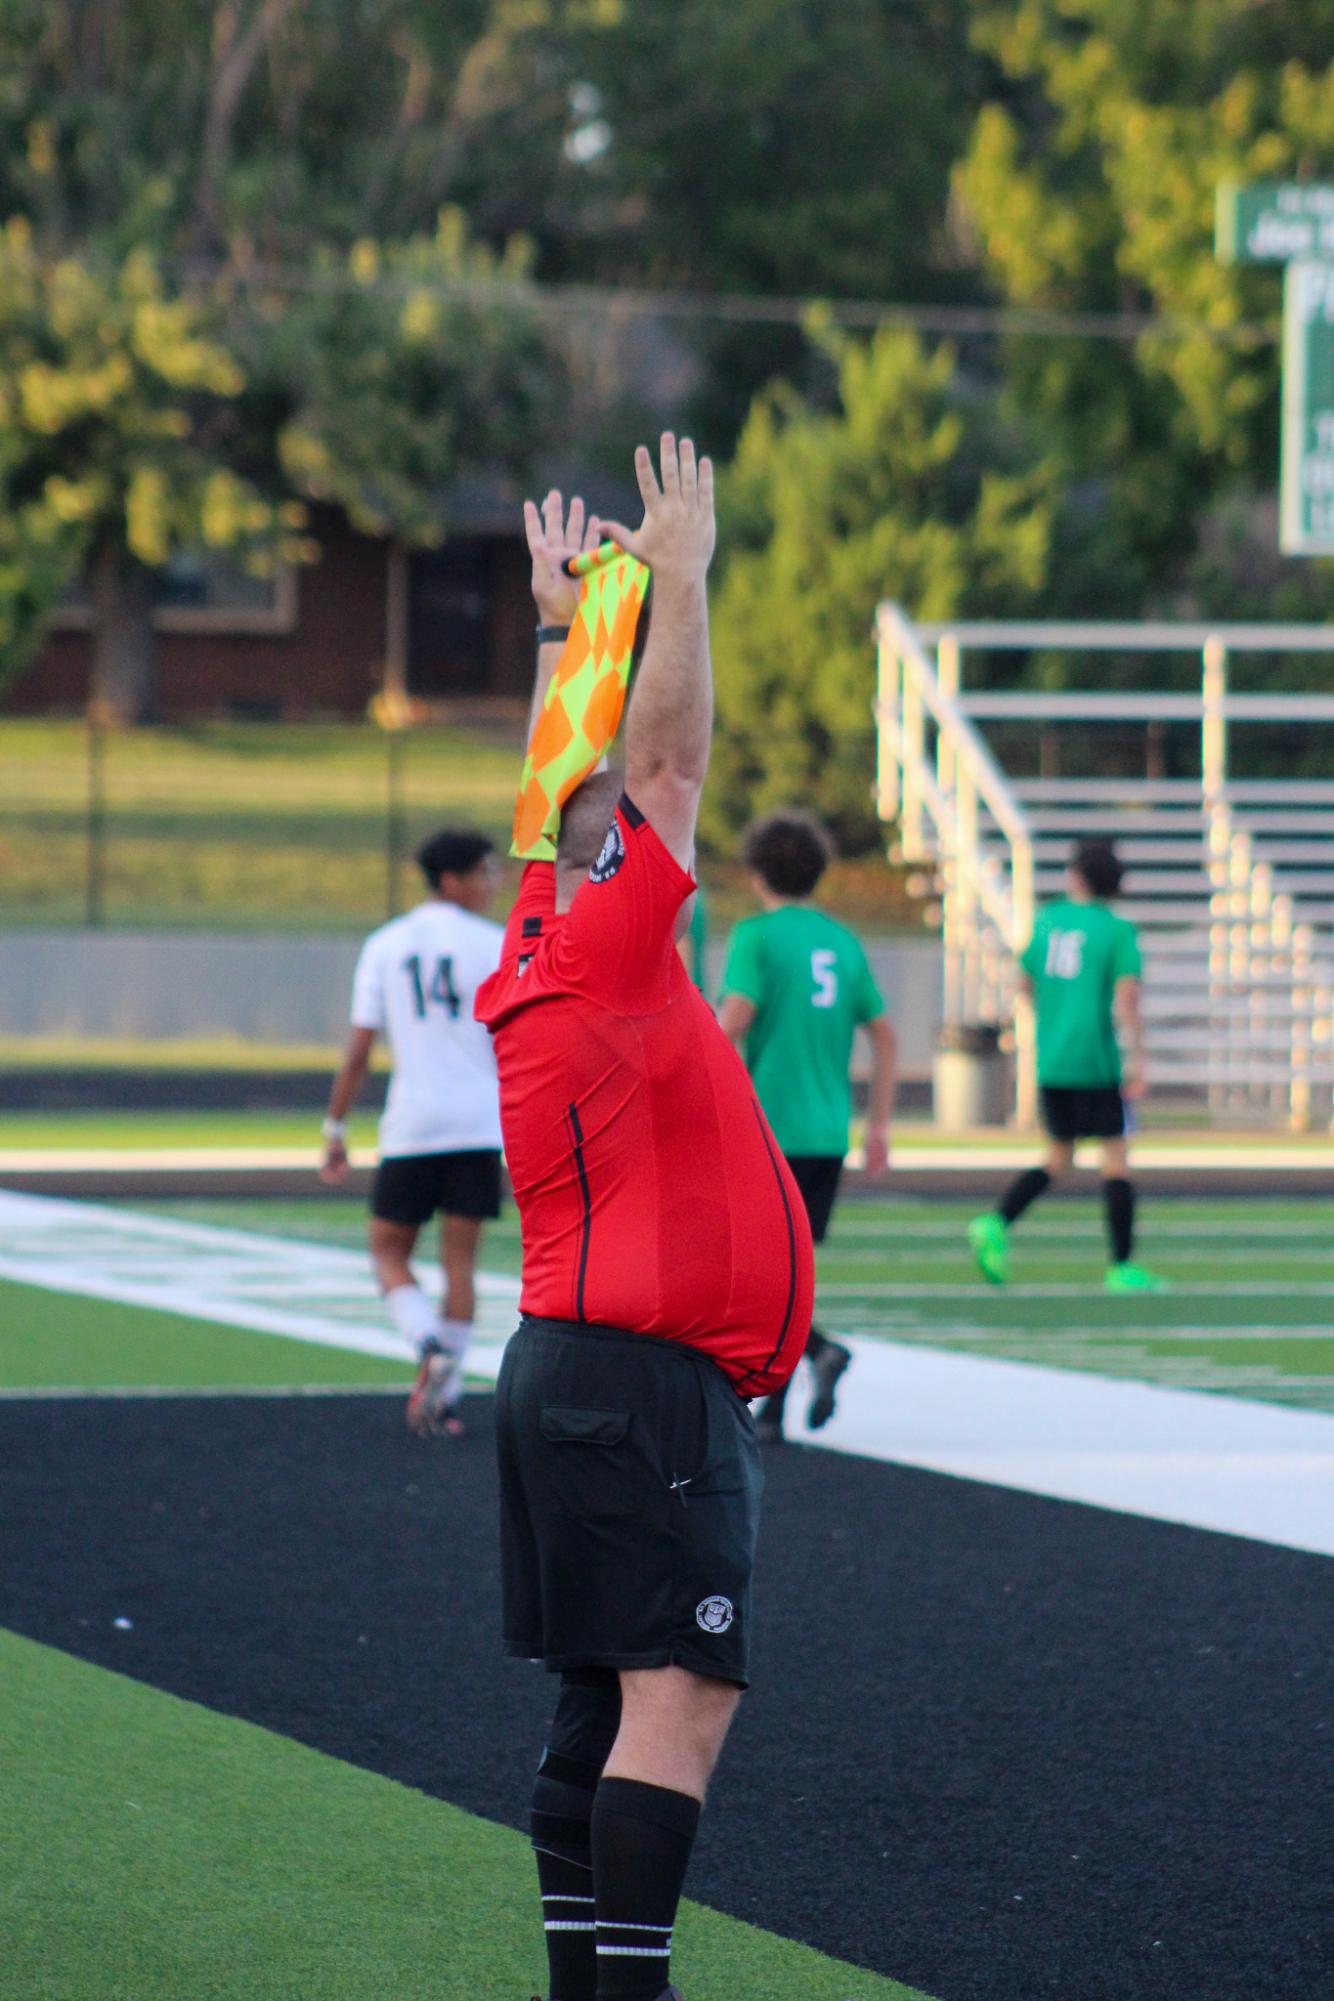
[783,1153,844,1244]
[1040,1086,1126,1143]
[370,1147,503,1226]
[495,1316,764,1688]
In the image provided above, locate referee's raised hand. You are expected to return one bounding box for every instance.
[523,488,602,626]
[601,432,716,586]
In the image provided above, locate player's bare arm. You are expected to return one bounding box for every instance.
[863,1012,897,1177]
[521,486,602,746]
[602,432,717,870]
[1115,973,1146,1099]
[320,1024,376,1183]
[718,993,757,1052]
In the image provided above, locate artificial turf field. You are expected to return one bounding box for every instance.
[2,1189,1331,2000]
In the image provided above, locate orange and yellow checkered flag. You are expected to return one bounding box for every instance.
[511,541,651,859]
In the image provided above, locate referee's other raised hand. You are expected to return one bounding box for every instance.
[600,433,716,587]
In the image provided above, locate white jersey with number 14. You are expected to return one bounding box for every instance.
[351,900,504,1159]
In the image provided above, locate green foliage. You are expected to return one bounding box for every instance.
[0,220,298,697]
[704,327,1052,849]
[245,214,554,546]
[956,0,1334,588]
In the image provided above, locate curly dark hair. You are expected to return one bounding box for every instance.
[415,827,495,889]
[743,811,836,898]
[1071,838,1124,900]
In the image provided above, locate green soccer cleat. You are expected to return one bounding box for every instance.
[967,1212,1010,1285]
[1105,1261,1167,1293]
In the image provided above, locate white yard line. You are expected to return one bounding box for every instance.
[819,1279,1334,1298]
[1,1142,1329,1173]
[804,1339,1334,1557]
[0,1190,519,1370]
[1,1191,1331,1558]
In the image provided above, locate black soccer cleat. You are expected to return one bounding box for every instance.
[806,1340,852,1430]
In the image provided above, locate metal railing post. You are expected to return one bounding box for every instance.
[874,612,901,826]
[900,645,926,861]
[1011,834,1037,1125]
[1201,635,1228,804]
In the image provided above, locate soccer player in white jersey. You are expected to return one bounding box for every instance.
[321,828,505,1437]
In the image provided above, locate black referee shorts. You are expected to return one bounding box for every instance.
[1040,1086,1126,1143]
[783,1152,845,1244]
[370,1148,503,1227]
[495,1317,764,1688]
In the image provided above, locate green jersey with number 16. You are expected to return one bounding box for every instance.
[720,905,885,1157]
[1019,899,1142,1088]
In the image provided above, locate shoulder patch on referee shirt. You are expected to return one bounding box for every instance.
[588,817,626,884]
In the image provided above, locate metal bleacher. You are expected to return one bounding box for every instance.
[874,609,1334,1129]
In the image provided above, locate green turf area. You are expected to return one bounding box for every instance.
[0,1277,410,1391]
[0,717,522,932]
[0,1110,381,1150]
[134,1195,1334,1412]
[6,1107,1320,1151]
[1,1628,933,2001]
[0,1034,367,1071]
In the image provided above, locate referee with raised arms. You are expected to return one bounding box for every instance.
[476,437,814,2001]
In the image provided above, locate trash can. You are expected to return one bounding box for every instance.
[932,1021,1010,1130]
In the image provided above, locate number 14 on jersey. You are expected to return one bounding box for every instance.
[404,954,462,1019]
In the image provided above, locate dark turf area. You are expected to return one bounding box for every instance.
[2,1393,1330,2001]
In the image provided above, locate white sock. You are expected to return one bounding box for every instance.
[386,1283,444,1357]
[438,1316,473,1367]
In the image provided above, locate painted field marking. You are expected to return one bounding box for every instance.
[1,1190,1331,1557]
[803,1338,1334,1557]
[818,1279,1334,1299]
[0,1190,519,1372]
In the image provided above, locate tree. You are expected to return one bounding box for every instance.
[0,2,563,717]
[0,221,302,717]
[704,325,1053,849]
[241,215,553,547]
[955,0,1334,595]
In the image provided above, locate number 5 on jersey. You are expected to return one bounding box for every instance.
[404,954,461,1019]
[811,948,839,1008]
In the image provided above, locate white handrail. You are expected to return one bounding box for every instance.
[874,607,1334,1132]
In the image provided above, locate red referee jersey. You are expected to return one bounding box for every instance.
[475,795,813,1396]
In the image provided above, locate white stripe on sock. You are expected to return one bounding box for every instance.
[544,1921,597,1932]
[596,1943,671,1956]
[541,1894,595,1904]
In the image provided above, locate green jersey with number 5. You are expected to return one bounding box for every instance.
[720,905,885,1156]
[1019,899,1142,1088]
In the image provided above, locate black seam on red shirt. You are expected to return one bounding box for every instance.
[751,1101,798,1381]
[618,792,646,828]
[522,915,543,936]
[566,1101,592,1322]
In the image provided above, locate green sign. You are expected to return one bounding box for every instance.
[1281,262,1334,555]
[1217,180,1334,265]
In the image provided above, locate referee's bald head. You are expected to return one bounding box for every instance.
[557,770,623,876]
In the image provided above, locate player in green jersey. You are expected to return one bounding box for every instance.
[968,838,1161,1291]
[719,810,897,1440]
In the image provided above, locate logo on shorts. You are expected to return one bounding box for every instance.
[588,819,625,884]
[696,1594,734,1634]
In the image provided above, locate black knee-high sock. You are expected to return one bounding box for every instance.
[533,1671,622,2001]
[1103,1176,1135,1265]
[998,1166,1051,1226]
[532,1753,600,2001]
[591,1778,700,2000]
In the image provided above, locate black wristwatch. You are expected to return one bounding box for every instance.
[535,623,570,645]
